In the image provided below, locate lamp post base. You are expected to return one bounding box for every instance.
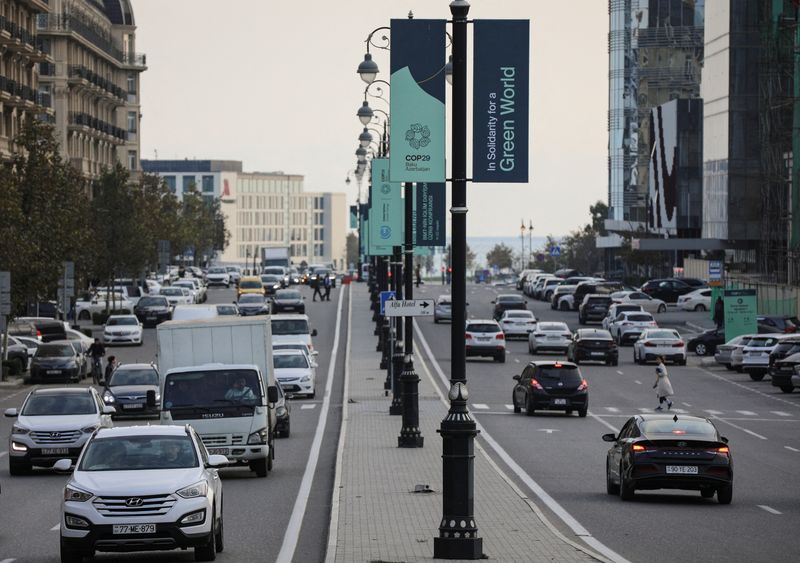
[433,537,483,560]
[398,357,423,448]
[398,432,424,448]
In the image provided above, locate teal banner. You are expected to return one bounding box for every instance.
[723,289,758,342]
[369,159,403,252]
[389,19,446,183]
[349,205,357,229]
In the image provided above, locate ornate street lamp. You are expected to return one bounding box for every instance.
[357,53,379,84]
[359,127,373,149]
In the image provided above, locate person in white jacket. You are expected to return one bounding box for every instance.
[653,356,674,411]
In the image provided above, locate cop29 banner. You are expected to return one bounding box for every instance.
[473,20,530,183]
[368,159,401,255]
[413,183,446,246]
[390,19,446,183]
[349,205,358,229]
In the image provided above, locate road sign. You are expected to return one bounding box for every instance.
[549,246,561,257]
[709,260,722,282]
[379,291,396,315]
[384,299,435,317]
[0,271,9,294]
[724,289,757,343]
[0,271,10,315]
[63,261,74,278]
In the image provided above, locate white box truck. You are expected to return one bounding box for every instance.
[155,317,278,477]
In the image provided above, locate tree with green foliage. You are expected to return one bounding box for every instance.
[486,243,514,269]
[346,232,359,268]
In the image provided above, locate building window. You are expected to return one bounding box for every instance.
[127,150,137,170]
[182,176,196,193]
[127,74,136,94]
[164,176,176,193]
[127,111,137,133]
[202,175,214,193]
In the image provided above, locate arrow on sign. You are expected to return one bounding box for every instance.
[384,299,435,317]
[537,429,559,434]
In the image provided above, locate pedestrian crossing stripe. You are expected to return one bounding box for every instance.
[300,404,317,410]
[605,407,620,413]
[504,404,514,410]
[736,410,756,416]
[468,404,797,418]
[772,411,791,417]
[473,403,489,410]
[705,410,724,415]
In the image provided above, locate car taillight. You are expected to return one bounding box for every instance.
[530,378,544,390]
[786,326,797,333]
[563,333,571,338]
[465,333,472,339]
[644,342,657,347]
[672,342,685,348]
[36,330,42,338]
[715,446,730,455]
[631,444,648,453]
[577,379,588,391]
[533,333,544,338]
[496,333,505,340]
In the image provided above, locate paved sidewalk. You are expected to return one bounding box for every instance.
[327,286,601,563]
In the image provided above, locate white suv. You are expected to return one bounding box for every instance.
[58,425,227,562]
[4,387,114,475]
[205,266,231,287]
[465,319,506,363]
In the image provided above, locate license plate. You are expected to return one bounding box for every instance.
[41,448,69,455]
[591,352,605,356]
[553,398,567,405]
[113,524,156,535]
[283,306,294,310]
[208,448,229,455]
[122,403,144,410]
[547,336,559,340]
[666,465,698,474]
[146,315,156,320]
[47,370,61,374]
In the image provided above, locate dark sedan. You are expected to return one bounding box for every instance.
[133,296,172,327]
[603,414,733,504]
[640,278,695,303]
[687,328,726,356]
[567,328,618,366]
[237,294,269,316]
[770,351,800,393]
[101,363,160,417]
[261,274,284,296]
[29,342,82,383]
[271,289,305,314]
[511,361,588,417]
[492,294,527,321]
[1,339,29,374]
[274,382,291,438]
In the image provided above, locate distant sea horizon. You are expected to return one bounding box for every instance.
[439,235,562,269]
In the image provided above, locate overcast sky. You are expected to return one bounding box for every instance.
[133,0,607,238]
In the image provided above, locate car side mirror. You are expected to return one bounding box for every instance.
[602,433,617,442]
[311,329,318,337]
[102,405,116,415]
[207,454,229,468]
[4,408,18,418]
[267,385,279,404]
[720,436,729,444]
[53,459,73,472]
[146,390,157,408]
[311,350,319,357]
[512,374,520,381]
[491,300,496,304]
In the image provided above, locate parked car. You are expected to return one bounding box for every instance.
[9,335,39,362]
[639,278,695,303]
[271,289,306,314]
[15,317,68,342]
[273,349,316,398]
[528,322,571,355]
[75,292,132,321]
[678,288,713,312]
[730,335,757,372]
[602,414,733,503]
[610,291,668,314]
[608,311,657,345]
[101,363,161,417]
[465,319,506,362]
[58,425,226,562]
[579,294,614,325]
[4,387,114,474]
[714,333,752,368]
[133,296,172,327]
[690,328,727,357]
[741,334,791,381]
[567,329,618,366]
[492,294,527,321]
[757,315,800,334]
[29,342,84,383]
[679,278,709,289]
[632,329,686,365]
[1,338,30,374]
[499,310,537,340]
[770,351,800,393]
[511,361,588,417]
[103,315,144,346]
[540,278,564,302]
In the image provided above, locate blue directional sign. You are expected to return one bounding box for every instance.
[550,246,561,257]
[380,291,396,315]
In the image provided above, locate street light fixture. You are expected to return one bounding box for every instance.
[357,53,379,84]
[359,127,374,149]
[520,220,527,270]
[357,101,374,126]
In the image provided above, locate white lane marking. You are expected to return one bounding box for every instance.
[324,284,353,562]
[700,367,800,409]
[414,322,630,563]
[476,411,514,416]
[0,387,34,403]
[504,404,514,410]
[50,524,60,531]
[682,402,692,407]
[473,403,489,410]
[300,404,317,410]
[758,505,782,515]
[605,407,620,413]
[737,410,757,416]
[514,358,520,363]
[772,411,791,417]
[785,446,800,452]
[278,285,346,563]
[711,417,768,440]
[634,380,642,385]
[616,370,624,375]
[538,429,559,434]
[638,408,652,413]
[589,411,621,432]
[705,410,724,415]
[1,558,17,563]
[670,408,688,414]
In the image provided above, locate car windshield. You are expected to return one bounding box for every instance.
[497,296,523,303]
[239,294,265,304]
[581,331,612,340]
[261,275,282,283]
[208,268,226,274]
[276,291,301,300]
[645,330,679,339]
[747,337,780,347]
[107,317,138,326]
[263,268,284,276]
[538,322,568,332]
[506,312,534,319]
[138,297,168,307]
[588,298,610,305]
[240,280,263,289]
[23,393,96,415]
[274,354,309,369]
[273,343,309,354]
[437,296,452,304]
[36,344,74,357]
[216,305,238,315]
[534,366,582,385]
[161,288,182,296]
[641,418,718,438]
[109,368,159,387]
[164,369,263,409]
[272,319,310,335]
[79,436,198,471]
[627,314,653,322]
[467,323,500,333]
[225,267,239,273]
[614,305,641,313]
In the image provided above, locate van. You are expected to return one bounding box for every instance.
[271,314,317,351]
[171,304,219,321]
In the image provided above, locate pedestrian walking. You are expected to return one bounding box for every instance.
[311,275,324,302]
[323,275,332,301]
[713,296,725,330]
[415,265,421,288]
[652,356,674,411]
[104,355,118,385]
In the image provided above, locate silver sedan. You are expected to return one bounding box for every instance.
[528,322,572,354]
[499,310,537,340]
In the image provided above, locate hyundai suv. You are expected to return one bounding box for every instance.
[58,425,227,562]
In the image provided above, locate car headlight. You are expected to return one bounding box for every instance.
[247,428,269,444]
[176,480,209,499]
[300,375,311,383]
[155,393,161,402]
[64,486,93,502]
[103,392,115,403]
[276,406,287,416]
[81,424,100,434]
[12,424,29,435]
[180,509,206,525]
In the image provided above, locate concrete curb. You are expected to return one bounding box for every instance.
[0,375,25,387]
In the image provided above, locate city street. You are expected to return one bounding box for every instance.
[412,282,800,563]
[0,283,349,563]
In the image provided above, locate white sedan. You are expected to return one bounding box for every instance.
[273,349,316,398]
[677,288,712,312]
[160,286,194,306]
[633,328,687,365]
[611,291,668,314]
[528,322,572,354]
[103,315,143,346]
[499,310,537,339]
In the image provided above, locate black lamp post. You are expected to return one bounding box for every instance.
[433,0,482,559]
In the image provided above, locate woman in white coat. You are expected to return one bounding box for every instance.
[652,356,674,410]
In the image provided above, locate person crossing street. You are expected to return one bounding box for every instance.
[653,356,674,411]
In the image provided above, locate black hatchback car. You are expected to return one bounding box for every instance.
[271,289,306,314]
[579,295,613,324]
[567,328,618,365]
[640,278,695,303]
[511,361,588,417]
[492,294,527,321]
[603,414,733,504]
